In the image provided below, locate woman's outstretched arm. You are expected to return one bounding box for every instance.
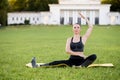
[78,12,93,44]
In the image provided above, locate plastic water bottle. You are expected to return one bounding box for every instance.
[31,57,36,68]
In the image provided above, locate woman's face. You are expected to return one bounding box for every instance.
[73,24,81,35]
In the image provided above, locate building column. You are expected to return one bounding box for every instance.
[90,11,93,25]
[64,11,69,25]
[92,11,95,25]
[73,10,77,24]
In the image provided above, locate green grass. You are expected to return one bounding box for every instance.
[0,25,120,80]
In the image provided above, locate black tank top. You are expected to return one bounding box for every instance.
[70,37,84,59]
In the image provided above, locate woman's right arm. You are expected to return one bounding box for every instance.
[65,38,86,58]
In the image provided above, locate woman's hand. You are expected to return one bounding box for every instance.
[78,53,87,59]
[78,12,86,19]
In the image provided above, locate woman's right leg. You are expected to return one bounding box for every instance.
[31,57,72,68]
[40,60,72,67]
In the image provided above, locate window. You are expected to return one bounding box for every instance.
[95,10,99,25]
[95,17,99,25]
[33,17,35,21]
[69,17,73,25]
[69,11,73,25]
[37,18,39,21]
[12,17,14,21]
[16,17,18,21]
[60,10,64,24]
[77,17,81,25]
[60,17,64,24]
[20,17,22,20]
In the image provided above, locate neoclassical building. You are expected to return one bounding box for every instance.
[8,0,120,25]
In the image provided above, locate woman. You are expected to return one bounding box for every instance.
[31,12,97,68]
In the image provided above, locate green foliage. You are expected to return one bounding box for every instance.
[13,0,27,11]
[0,10,7,26]
[8,0,16,12]
[27,0,36,11]
[8,0,58,11]
[7,0,120,12]
[48,0,58,4]
[0,0,8,9]
[32,0,49,11]
[102,0,120,12]
[0,25,120,80]
[0,0,8,26]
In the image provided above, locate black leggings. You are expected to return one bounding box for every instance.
[41,54,97,67]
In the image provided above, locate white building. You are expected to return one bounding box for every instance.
[8,0,120,25]
[108,12,120,25]
[8,12,51,25]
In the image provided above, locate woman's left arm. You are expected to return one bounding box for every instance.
[79,12,93,44]
[82,18,93,44]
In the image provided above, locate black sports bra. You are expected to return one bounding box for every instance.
[70,37,84,52]
[70,37,84,59]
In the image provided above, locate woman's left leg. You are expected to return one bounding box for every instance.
[81,54,97,67]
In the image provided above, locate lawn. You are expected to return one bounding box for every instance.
[0,25,120,80]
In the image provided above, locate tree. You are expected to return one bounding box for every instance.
[34,0,58,11]
[27,0,36,11]
[0,0,8,26]
[27,0,57,11]
[8,0,58,11]
[13,0,27,11]
[8,0,16,12]
[34,0,49,11]
[110,0,120,12]
[48,0,58,4]
[102,0,120,12]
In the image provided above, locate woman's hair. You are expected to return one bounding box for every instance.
[75,23,80,25]
[73,23,81,27]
